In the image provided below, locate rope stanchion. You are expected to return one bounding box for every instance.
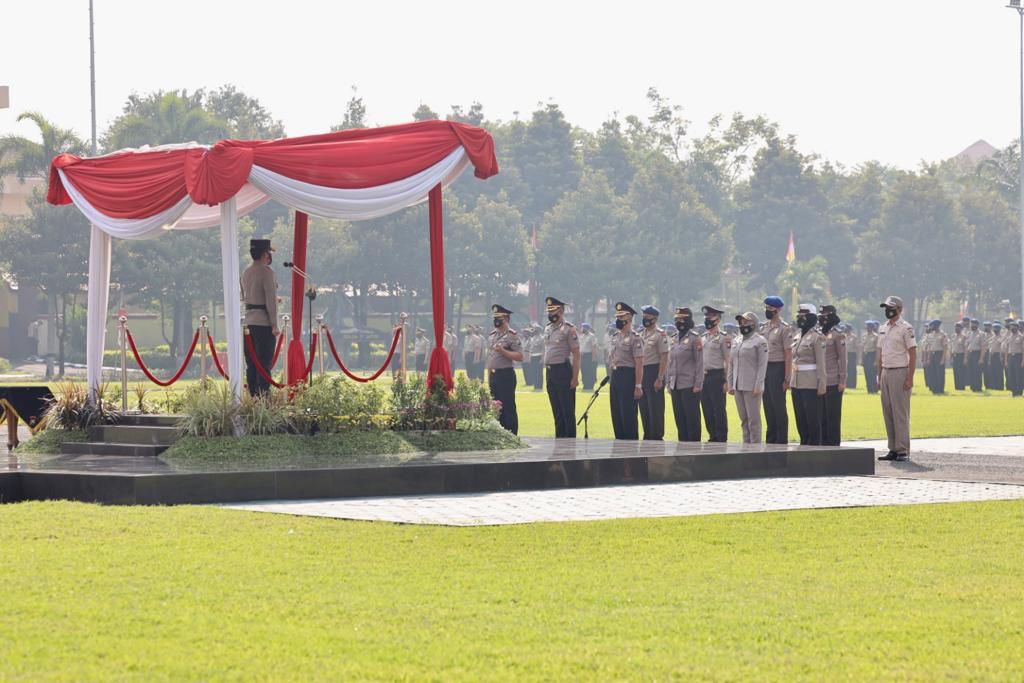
[245,332,286,389]
[300,332,318,381]
[326,327,401,382]
[208,332,229,380]
[126,327,200,387]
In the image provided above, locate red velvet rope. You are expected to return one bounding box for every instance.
[325,327,401,382]
[300,332,318,381]
[126,328,199,387]
[245,333,286,389]
[207,332,229,380]
[271,330,285,368]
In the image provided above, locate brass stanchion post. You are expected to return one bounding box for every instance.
[315,314,325,377]
[118,315,128,412]
[399,312,409,381]
[199,315,208,384]
[281,314,291,384]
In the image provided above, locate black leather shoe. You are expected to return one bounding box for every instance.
[878,451,898,461]
[895,453,910,462]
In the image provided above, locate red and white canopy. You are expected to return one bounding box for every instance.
[47,120,499,397]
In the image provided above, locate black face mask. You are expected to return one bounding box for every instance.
[764,309,776,320]
[675,320,693,334]
[819,314,838,332]
[798,315,816,331]
[615,319,627,330]
[884,308,898,320]
[704,317,718,329]
[642,318,655,328]
[740,325,754,337]
[548,313,559,323]
[493,318,503,328]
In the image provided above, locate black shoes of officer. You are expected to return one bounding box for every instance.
[879,451,910,462]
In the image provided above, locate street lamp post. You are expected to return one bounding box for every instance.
[1010,1,1024,318]
[89,0,97,156]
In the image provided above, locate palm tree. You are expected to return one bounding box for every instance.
[0,111,85,193]
[103,90,230,150]
[0,113,86,377]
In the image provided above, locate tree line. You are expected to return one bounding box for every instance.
[0,85,1020,370]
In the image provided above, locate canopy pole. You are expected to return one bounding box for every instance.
[86,224,112,401]
[287,211,309,385]
[219,198,243,402]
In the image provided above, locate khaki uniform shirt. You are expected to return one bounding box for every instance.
[862,330,879,354]
[1008,332,1024,356]
[667,330,703,391]
[878,318,917,368]
[966,330,985,352]
[790,328,827,392]
[444,331,458,357]
[413,335,432,357]
[988,334,1004,358]
[845,331,861,363]
[241,262,278,327]
[486,328,522,370]
[543,321,579,365]
[729,332,769,392]
[702,329,732,371]
[578,330,597,354]
[640,326,670,367]
[607,329,644,370]
[759,320,793,363]
[528,334,544,358]
[822,328,848,387]
[951,333,966,354]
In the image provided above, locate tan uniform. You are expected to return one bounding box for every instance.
[729,332,769,443]
[241,262,279,327]
[607,330,643,369]
[640,326,669,367]
[760,320,793,362]
[486,328,522,371]
[667,331,704,391]
[790,329,827,392]
[878,318,916,455]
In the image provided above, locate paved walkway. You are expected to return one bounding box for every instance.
[223,435,1024,526]
[224,476,1024,526]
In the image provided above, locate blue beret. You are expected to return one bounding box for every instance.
[994,323,1003,329]
[865,320,879,326]
[763,296,785,308]
[641,305,660,316]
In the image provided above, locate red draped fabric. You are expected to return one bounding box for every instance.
[425,185,453,391]
[287,211,310,385]
[48,120,498,214]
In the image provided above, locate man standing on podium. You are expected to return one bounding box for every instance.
[241,238,279,396]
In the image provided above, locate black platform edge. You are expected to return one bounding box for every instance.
[2,447,875,506]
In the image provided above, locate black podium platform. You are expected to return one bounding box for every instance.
[2,437,874,506]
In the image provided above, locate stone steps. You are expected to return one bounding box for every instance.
[60,414,183,457]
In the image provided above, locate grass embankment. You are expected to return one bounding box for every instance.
[11,429,87,454]
[2,500,1023,680]
[162,427,524,465]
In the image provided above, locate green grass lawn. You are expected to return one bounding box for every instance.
[2,500,1023,680]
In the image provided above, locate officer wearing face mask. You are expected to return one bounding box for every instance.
[607,302,645,440]
[667,307,704,441]
[728,312,769,443]
[951,321,966,391]
[543,296,580,438]
[876,295,916,462]
[759,295,793,444]
[487,304,524,434]
[817,304,846,446]
[966,318,984,392]
[638,305,669,440]
[790,303,827,445]
[700,304,731,443]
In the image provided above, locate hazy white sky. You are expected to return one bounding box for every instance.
[1,0,1020,168]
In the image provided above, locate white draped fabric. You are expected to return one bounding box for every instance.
[65,148,468,402]
[218,198,243,400]
[86,225,112,398]
[247,148,469,221]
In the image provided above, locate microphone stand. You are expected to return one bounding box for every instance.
[576,376,610,440]
[284,262,317,342]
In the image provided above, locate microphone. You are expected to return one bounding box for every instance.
[599,375,610,388]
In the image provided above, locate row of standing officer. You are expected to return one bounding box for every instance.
[949,318,1024,395]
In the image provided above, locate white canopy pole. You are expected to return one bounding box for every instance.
[86,224,112,401]
[218,198,243,401]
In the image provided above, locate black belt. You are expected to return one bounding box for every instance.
[882,366,907,370]
[246,304,267,311]
[546,360,571,368]
[491,366,514,372]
